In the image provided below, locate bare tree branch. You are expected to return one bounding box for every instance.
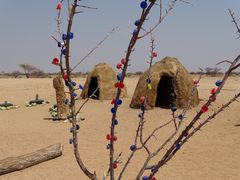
[57,1,98,179]
[71,26,119,72]
[228,8,240,38]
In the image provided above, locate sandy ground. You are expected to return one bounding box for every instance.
[0,76,239,180]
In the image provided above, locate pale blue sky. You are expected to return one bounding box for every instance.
[0,0,239,73]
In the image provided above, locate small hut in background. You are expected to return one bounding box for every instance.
[130,57,199,109]
[81,63,127,100]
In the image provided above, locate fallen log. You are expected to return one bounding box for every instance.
[0,143,63,175]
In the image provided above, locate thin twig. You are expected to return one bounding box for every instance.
[77,4,98,10]
[228,9,240,38]
[75,85,99,115]
[71,26,119,72]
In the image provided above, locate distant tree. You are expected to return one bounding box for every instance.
[212,67,222,76]
[135,71,143,75]
[19,64,38,78]
[11,71,22,78]
[205,67,221,77]
[204,67,213,75]
[31,69,46,78]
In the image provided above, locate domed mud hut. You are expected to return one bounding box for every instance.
[81,63,127,100]
[130,57,199,109]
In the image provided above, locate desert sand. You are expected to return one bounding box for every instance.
[0,76,239,180]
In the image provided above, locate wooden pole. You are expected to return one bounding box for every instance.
[53,75,68,118]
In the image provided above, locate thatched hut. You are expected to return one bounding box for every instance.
[130,57,199,109]
[81,63,127,100]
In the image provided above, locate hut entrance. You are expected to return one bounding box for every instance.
[88,77,99,99]
[155,76,175,108]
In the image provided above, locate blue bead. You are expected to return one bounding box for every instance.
[171,106,177,112]
[62,34,67,40]
[130,144,136,151]
[111,107,116,114]
[76,124,80,130]
[65,81,70,87]
[142,176,148,180]
[70,127,73,133]
[62,49,66,55]
[71,81,76,86]
[133,29,138,36]
[178,114,183,120]
[72,92,77,97]
[176,143,181,149]
[64,99,69,104]
[140,1,148,9]
[106,144,111,149]
[58,42,61,47]
[140,105,145,112]
[79,84,84,90]
[117,73,122,81]
[215,80,222,87]
[69,138,73,144]
[146,78,151,84]
[135,19,141,26]
[114,119,118,125]
[116,99,122,106]
[69,32,74,39]
[151,165,156,172]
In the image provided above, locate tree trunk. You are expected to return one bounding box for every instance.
[53,75,68,118]
[0,143,63,176]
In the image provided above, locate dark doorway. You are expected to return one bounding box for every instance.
[155,76,175,108]
[88,77,100,99]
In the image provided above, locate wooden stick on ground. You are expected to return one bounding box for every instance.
[0,143,63,176]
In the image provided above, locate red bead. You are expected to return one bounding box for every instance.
[152,177,157,180]
[193,80,199,85]
[152,52,157,58]
[52,58,59,65]
[106,134,112,140]
[118,82,125,89]
[116,63,122,69]
[63,72,68,81]
[111,99,115,105]
[115,82,125,89]
[201,105,208,113]
[112,163,117,169]
[211,88,217,95]
[210,95,216,102]
[140,96,145,103]
[56,2,62,10]
[113,136,117,141]
[121,58,126,65]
